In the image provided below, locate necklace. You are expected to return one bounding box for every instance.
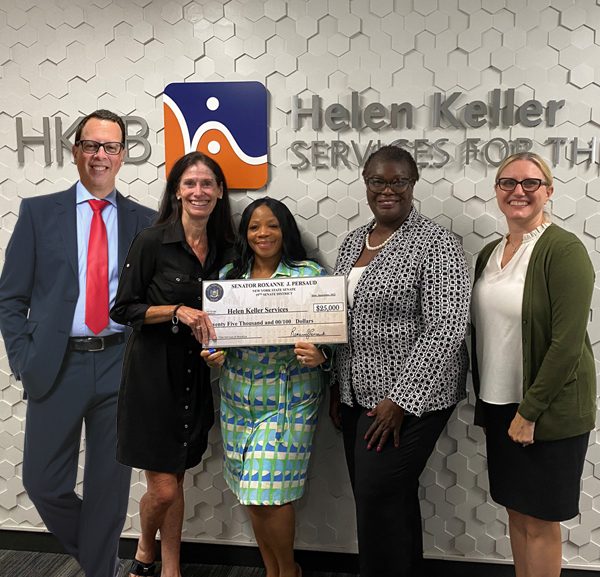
[365,225,398,251]
[506,235,523,256]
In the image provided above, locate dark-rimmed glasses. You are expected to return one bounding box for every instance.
[365,177,414,194]
[76,140,125,155]
[495,178,547,192]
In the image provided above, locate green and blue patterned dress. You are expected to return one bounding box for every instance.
[219,260,326,505]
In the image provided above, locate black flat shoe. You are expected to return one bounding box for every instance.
[129,559,157,577]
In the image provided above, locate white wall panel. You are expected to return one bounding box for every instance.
[1,0,599,569]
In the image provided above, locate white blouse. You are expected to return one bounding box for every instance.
[347,266,366,308]
[471,223,550,405]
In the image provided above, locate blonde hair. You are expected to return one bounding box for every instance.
[495,152,553,187]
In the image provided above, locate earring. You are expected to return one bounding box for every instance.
[176,196,181,200]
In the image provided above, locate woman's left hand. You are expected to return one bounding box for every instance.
[174,306,216,345]
[294,342,326,368]
[200,348,226,368]
[365,398,405,452]
[508,411,535,446]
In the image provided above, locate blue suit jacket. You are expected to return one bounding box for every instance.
[0,185,156,399]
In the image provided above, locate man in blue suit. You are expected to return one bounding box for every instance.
[0,110,155,577]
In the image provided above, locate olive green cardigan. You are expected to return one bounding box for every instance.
[471,224,597,441]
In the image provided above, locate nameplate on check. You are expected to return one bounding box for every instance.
[202,275,348,347]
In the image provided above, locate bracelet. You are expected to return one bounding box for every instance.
[171,303,184,334]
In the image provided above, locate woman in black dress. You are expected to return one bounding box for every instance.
[110,151,234,577]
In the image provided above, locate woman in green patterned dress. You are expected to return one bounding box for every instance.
[202,198,330,577]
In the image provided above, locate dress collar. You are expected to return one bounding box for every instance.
[242,259,295,279]
[162,219,186,244]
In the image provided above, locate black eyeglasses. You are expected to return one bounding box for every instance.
[76,140,125,155]
[365,177,414,194]
[495,178,548,192]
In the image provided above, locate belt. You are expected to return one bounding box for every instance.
[68,333,125,352]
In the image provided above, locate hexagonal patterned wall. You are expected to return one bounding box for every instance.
[1,0,600,570]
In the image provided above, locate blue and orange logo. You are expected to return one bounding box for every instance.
[163,81,268,189]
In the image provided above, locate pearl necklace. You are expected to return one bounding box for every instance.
[365,225,398,251]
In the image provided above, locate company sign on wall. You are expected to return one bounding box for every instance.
[14,84,598,174]
[289,89,599,170]
[163,81,269,189]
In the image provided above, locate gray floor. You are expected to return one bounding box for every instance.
[2,549,597,577]
[0,550,356,577]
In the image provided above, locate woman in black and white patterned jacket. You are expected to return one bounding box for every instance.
[330,145,471,577]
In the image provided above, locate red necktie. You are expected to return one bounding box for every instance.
[86,199,110,334]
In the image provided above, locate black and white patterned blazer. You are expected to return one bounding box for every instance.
[332,207,470,417]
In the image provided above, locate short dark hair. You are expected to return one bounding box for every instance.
[155,151,235,251]
[225,197,310,279]
[362,144,420,182]
[74,109,126,144]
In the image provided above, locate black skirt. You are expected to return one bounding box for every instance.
[482,401,589,521]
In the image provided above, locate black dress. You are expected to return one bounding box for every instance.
[110,220,229,473]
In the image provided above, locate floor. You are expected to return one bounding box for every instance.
[1,548,597,577]
[0,550,356,577]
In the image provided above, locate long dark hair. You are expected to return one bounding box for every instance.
[156,151,235,251]
[225,197,309,279]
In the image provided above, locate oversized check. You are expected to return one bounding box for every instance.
[202,275,347,347]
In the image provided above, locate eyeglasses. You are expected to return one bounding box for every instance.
[365,177,414,194]
[76,140,125,155]
[495,178,548,192]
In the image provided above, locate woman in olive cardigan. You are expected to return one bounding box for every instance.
[471,152,596,577]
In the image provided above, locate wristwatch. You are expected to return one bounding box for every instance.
[318,345,333,371]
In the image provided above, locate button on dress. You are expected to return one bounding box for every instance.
[111,221,231,473]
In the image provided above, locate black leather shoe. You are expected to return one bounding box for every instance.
[129,559,157,577]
